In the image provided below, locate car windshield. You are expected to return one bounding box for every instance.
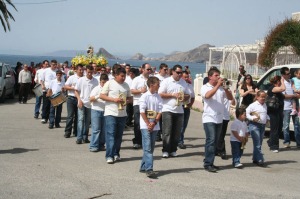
[0,66,2,77]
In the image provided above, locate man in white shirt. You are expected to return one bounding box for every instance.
[75,65,98,144]
[100,67,132,164]
[40,60,57,124]
[89,73,109,152]
[18,64,32,104]
[125,67,136,128]
[92,63,100,83]
[130,63,152,149]
[201,67,233,172]
[281,67,300,148]
[34,61,47,118]
[155,63,169,141]
[63,64,84,138]
[178,70,195,149]
[158,65,190,158]
[47,70,65,129]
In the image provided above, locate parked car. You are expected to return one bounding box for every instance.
[0,62,16,102]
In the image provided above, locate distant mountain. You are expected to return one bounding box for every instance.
[146,52,166,58]
[96,48,119,60]
[45,50,86,57]
[129,44,221,63]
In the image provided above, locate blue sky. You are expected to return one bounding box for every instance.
[0,0,299,56]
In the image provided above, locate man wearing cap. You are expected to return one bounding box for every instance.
[47,70,65,129]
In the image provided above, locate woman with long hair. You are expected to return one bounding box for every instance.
[239,74,259,108]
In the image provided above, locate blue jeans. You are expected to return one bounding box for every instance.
[231,141,243,166]
[64,97,78,135]
[105,116,126,159]
[77,106,91,141]
[90,109,105,150]
[249,122,265,162]
[49,104,62,126]
[140,129,158,172]
[34,95,42,117]
[179,108,191,144]
[203,122,222,167]
[282,110,300,146]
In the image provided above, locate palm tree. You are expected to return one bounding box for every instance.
[0,0,17,32]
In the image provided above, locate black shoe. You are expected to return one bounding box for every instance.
[204,166,217,173]
[99,146,106,151]
[133,144,141,149]
[83,139,90,144]
[34,115,38,119]
[139,169,146,173]
[55,124,61,128]
[253,160,264,167]
[178,143,186,149]
[64,132,71,138]
[76,140,82,144]
[212,165,220,170]
[220,153,228,160]
[146,170,156,178]
[48,125,54,129]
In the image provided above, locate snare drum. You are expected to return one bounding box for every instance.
[32,84,43,97]
[50,92,67,107]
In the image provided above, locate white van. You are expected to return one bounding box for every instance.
[0,62,16,102]
[255,64,300,131]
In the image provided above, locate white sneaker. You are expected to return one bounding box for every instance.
[170,152,178,157]
[162,152,169,158]
[114,155,121,161]
[106,158,114,164]
[41,119,46,123]
[272,150,279,153]
[234,163,243,168]
[283,143,290,148]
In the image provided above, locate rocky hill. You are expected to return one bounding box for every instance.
[96,48,119,59]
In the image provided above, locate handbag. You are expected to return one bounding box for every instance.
[266,94,280,110]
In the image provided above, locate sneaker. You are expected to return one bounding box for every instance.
[106,158,114,164]
[76,140,82,144]
[64,132,71,138]
[146,170,156,178]
[253,160,264,167]
[90,148,99,152]
[99,146,106,151]
[133,144,141,149]
[290,109,297,115]
[234,163,243,168]
[178,143,186,149]
[283,143,290,148]
[162,152,169,158]
[204,165,217,173]
[114,155,121,161]
[83,139,90,144]
[170,152,178,157]
[48,125,53,129]
[220,153,228,160]
[272,149,279,153]
[34,115,38,119]
[41,119,46,124]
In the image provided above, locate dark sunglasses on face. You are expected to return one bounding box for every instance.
[146,68,152,71]
[175,71,183,75]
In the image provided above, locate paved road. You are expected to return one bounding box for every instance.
[0,97,300,199]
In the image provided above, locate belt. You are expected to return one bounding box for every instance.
[68,96,77,99]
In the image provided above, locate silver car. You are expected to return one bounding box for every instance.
[0,62,15,102]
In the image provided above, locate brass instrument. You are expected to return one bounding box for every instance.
[146,110,157,119]
[118,91,126,110]
[241,137,248,150]
[175,87,184,106]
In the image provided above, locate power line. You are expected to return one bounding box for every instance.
[14,0,67,5]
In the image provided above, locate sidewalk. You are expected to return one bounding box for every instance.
[0,97,300,199]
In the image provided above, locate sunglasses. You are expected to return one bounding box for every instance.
[175,71,183,75]
[164,69,168,71]
[146,68,152,71]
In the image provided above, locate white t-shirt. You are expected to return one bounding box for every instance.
[131,74,148,106]
[75,76,98,108]
[125,75,133,87]
[34,69,42,84]
[139,91,163,131]
[223,98,231,120]
[185,83,195,104]
[101,79,131,117]
[283,79,293,111]
[90,85,105,111]
[49,79,65,95]
[246,100,269,124]
[201,83,226,124]
[93,73,100,83]
[158,76,189,114]
[155,73,168,82]
[230,119,248,142]
[43,68,57,89]
[65,74,80,97]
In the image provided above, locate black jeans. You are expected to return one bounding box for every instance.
[216,120,229,154]
[268,111,283,150]
[19,83,31,102]
[162,112,184,153]
[132,105,142,145]
[64,96,78,135]
[126,103,133,126]
[42,91,51,121]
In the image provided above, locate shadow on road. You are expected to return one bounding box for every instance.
[0,148,39,154]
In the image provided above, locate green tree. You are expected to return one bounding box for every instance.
[0,0,17,32]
